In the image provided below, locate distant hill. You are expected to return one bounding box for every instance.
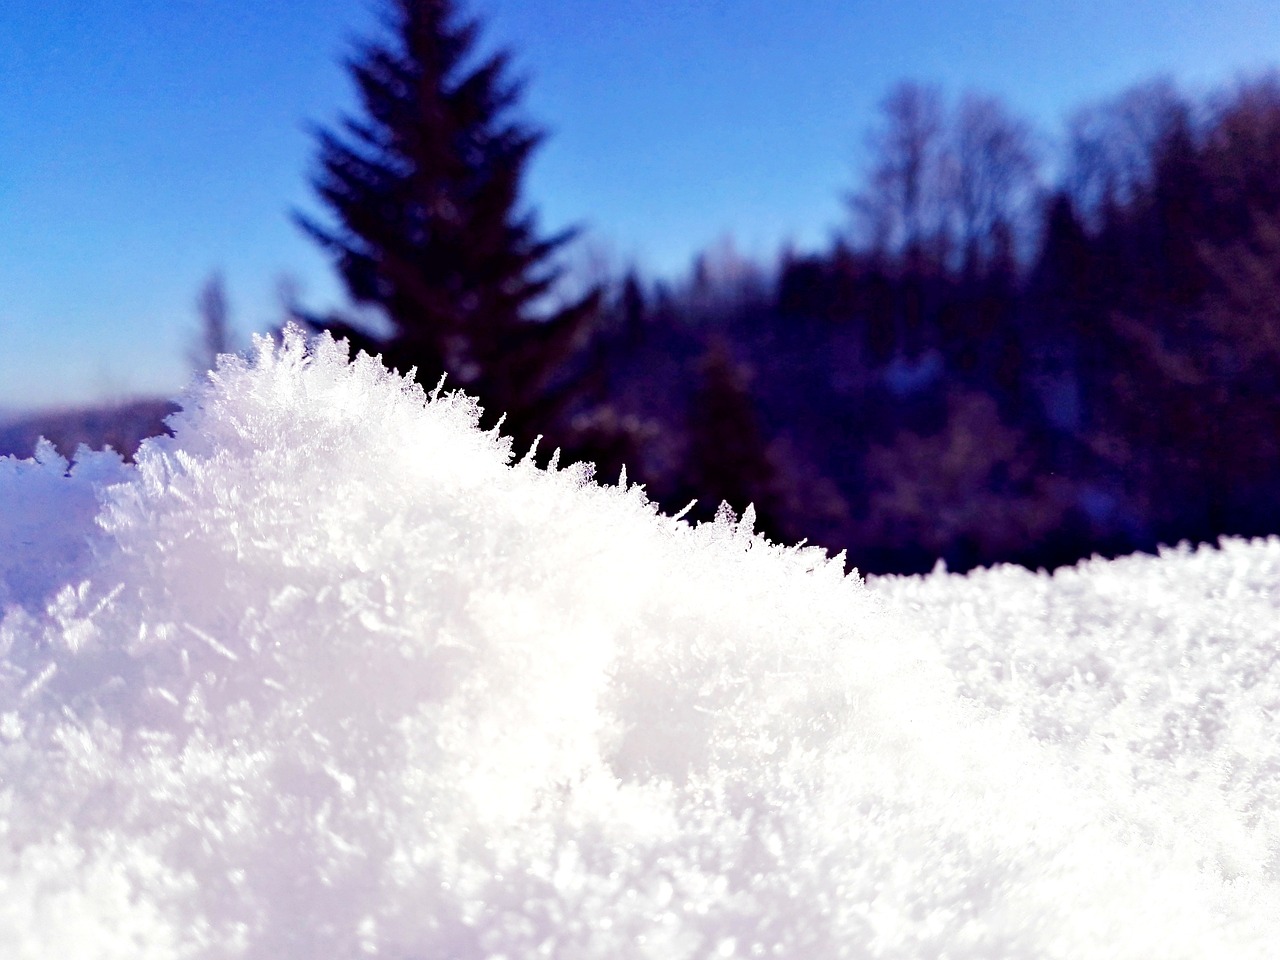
[0,397,178,461]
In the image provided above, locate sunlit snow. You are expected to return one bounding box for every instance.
[1,326,1278,958]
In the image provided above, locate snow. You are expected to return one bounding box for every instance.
[1,324,1278,958]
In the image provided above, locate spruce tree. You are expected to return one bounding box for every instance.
[189,272,234,376]
[298,0,598,450]
[681,339,792,543]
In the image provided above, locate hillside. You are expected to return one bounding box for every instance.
[0,397,177,461]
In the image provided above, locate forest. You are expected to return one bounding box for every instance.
[287,1,1280,575]
[570,73,1280,574]
[16,0,1280,576]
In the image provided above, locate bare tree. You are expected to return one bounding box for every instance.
[1064,78,1190,228]
[1202,73,1280,235]
[849,82,953,269]
[952,92,1041,273]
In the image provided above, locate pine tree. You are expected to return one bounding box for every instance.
[297,0,599,450]
[189,272,234,375]
[680,339,793,543]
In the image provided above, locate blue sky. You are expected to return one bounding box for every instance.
[2,0,1279,409]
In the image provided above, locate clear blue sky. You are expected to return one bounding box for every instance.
[2,0,1279,410]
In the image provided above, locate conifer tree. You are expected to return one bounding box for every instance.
[298,0,599,450]
[681,340,793,543]
[189,272,234,375]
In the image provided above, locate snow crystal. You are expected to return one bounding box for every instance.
[0,324,1277,957]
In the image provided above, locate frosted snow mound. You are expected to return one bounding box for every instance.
[875,540,1280,889]
[0,439,129,612]
[0,325,1277,958]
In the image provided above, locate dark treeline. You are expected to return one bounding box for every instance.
[299,0,1280,575]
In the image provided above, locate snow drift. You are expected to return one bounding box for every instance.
[0,326,1277,958]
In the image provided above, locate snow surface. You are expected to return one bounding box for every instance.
[1,325,1278,958]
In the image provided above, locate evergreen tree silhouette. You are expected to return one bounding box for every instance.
[297,0,599,451]
[681,339,793,543]
[1025,192,1102,422]
[189,272,234,376]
